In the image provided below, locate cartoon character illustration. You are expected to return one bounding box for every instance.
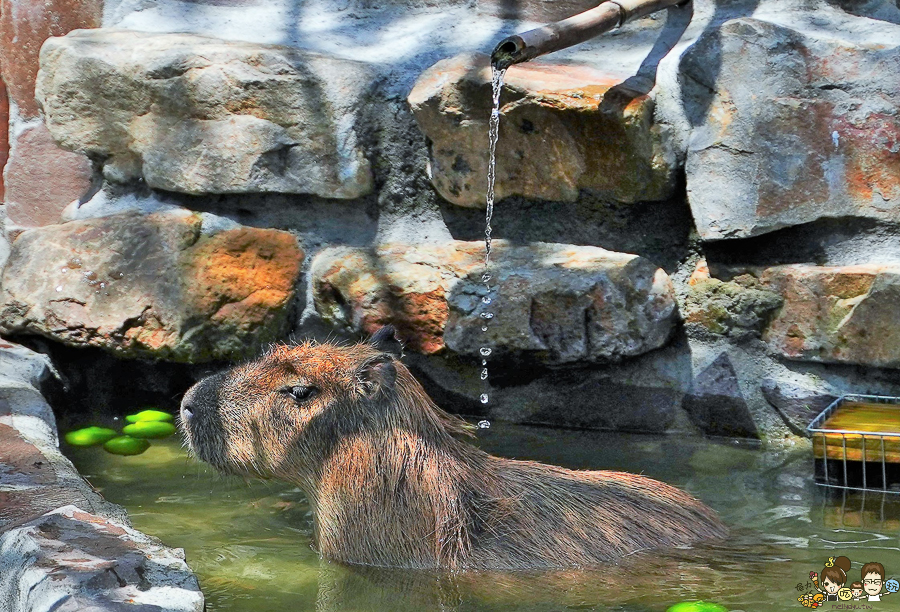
[861,562,894,601]
[811,556,852,602]
[850,581,864,600]
[798,592,824,608]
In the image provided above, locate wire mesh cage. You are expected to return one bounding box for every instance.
[809,394,900,493]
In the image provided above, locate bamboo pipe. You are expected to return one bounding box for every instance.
[491,0,689,68]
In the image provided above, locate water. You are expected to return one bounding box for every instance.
[480,65,506,408]
[64,428,900,612]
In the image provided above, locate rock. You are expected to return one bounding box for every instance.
[683,353,759,438]
[36,29,374,199]
[682,274,783,340]
[759,264,900,369]
[681,17,900,240]
[407,339,691,433]
[761,378,838,437]
[4,122,93,229]
[408,53,676,207]
[0,80,7,199]
[0,506,204,612]
[0,210,304,362]
[0,0,102,118]
[311,241,677,364]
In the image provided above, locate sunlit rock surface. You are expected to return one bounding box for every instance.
[312,241,677,363]
[681,17,900,240]
[0,506,204,612]
[0,211,303,362]
[36,29,375,198]
[759,264,900,369]
[409,53,677,207]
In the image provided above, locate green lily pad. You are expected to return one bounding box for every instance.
[103,436,151,456]
[64,426,118,447]
[122,421,177,439]
[666,603,729,612]
[125,409,174,423]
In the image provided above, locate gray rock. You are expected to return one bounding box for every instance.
[0,505,203,612]
[0,211,304,363]
[761,378,838,436]
[681,17,900,239]
[682,274,783,340]
[683,353,759,438]
[311,241,678,364]
[36,29,375,199]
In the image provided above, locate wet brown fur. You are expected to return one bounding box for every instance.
[180,333,727,570]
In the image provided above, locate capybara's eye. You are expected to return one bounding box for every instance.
[278,385,319,403]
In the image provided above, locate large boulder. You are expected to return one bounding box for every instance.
[758,264,900,369]
[681,17,900,239]
[0,210,303,362]
[36,29,374,199]
[311,241,677,364]
[408,53,677,207]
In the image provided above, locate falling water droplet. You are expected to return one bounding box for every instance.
[480,312,494,320]
[480,347,492,357]
[478,419,491,429]
[480,368,488,380]
[481,325,488,332]
[481,296,492,305]
[480,394,489,404]
[481,273,492,283]
[55,286,62,292]
[481,359,487,366]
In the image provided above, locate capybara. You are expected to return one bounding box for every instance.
[180,326,727,570]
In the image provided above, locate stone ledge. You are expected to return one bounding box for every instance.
[311,241,677,364]
[0,340,204,611]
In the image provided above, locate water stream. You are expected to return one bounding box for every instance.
[479,64,506,411]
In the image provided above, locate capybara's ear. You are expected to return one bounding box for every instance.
[369,325,403,358]
[356,354,397,397]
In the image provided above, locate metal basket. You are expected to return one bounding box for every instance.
[808,394,900,493]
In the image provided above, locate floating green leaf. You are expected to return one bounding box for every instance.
[125,409,174,423]
[103,436,151,456]
[64,426,118,447]
[666,602,728,612]
[122,421,177,439]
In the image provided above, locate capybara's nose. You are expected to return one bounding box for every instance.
[180,373,224,426]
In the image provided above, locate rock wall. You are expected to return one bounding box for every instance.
[0,0,899,445]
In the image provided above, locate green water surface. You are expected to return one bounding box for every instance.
[64,426,900,612]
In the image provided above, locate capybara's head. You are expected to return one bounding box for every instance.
[180,327,457,481]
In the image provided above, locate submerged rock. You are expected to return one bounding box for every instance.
[681,17,900,240]
[36,29,375,199]
[311,241,677,364]
[683,353,759,439]
[758,264,900,369]
[0,210,304,362]
[408,53,677,207]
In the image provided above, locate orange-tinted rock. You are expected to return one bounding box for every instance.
[681,18,900,239]
[759,265,900,368]
[312,242,677,363]
[408,53,676,207]
[4,122,92,228]
[0,0,102,118]
[0,211,304,362]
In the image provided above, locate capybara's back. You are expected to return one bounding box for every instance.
[180,326,727,570]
